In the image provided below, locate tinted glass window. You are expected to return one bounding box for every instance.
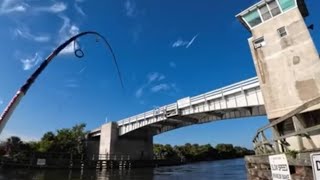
[259,5,272,21]
[243,10,262,28]
[278,0,295,11]
[277,27,287,37]
[268,0,281,16]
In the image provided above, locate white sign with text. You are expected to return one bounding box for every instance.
[311,153,320,180]
[269,154,291,180]
[37,158,46,166]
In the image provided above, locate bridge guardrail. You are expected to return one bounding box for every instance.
[253,96,320,155]
[117,77,259,126]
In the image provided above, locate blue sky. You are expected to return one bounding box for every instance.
[0,0,319,148]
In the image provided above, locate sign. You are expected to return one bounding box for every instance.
[311,153,320,180]
[269,154,291,180]
[37,158,46,166]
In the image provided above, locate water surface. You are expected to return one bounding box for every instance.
[0,158,247,180]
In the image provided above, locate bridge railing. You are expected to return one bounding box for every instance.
[253,96,320,155]
[190,77,259,104]
[117,77,259,127]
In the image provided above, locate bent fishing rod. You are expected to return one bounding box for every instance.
[0,31,124,134]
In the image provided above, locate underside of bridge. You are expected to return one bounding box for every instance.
[86,105,266,160]
[92,122,153,160]
[85,77,265,160]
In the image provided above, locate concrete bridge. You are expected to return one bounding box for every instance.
[87,77,266,160]
[86,0,320,161]
[90,77,265,137]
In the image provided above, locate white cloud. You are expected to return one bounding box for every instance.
[147,72,165,83]
[169,61,176,68]
[65,83,79,88]
[151,83,177,94]
[158,75,165,81]
[69,25,80,35]
[58,16,80,55]
[172,39,189,48]
[60,26,80,54]
[1,1,67,15]
[20,52,42,70]
[34,2,67,13]
[0,0,28,14]
[148,72,159,83]
[49,2,67,13]
[124,0,136,17]
[135,86,144,98]
[59,15,71,34]
[135,72,168,98]
[151,84,170,93]
[172,34,199,48]
[14,28,50,42]
[64,79,79,88]
[74,3,85,16]
[0,130,39,142]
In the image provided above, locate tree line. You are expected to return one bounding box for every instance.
[0,124,87,158]
[0,123,254,162]
[154,143,254,162]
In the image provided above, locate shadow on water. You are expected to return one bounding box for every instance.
[0,168,155,180]
[0,158,247,180]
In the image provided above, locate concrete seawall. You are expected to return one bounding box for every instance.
[245,151,317,179]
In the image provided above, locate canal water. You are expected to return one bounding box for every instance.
[0,158,247,180]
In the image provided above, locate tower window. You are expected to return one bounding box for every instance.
[277,27,287,37]
[243,10,262,28]
[268,0,281,17]
[253,37,265,49]
[259,5,272,21]
[278,0,296,12]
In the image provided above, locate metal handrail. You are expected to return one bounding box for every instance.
[117,77,259,126]
[253,96,320,155]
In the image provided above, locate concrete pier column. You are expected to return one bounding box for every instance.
[98,122,153,160]
[99,122,118,156]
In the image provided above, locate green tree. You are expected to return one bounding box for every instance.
[216,144,236,159]
[6,136,23,156]
[36,123,87,154]
[38,132,55,152]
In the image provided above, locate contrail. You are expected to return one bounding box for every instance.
[79,66,87,74]
[186,34,198,48]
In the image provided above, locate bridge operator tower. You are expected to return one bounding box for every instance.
[237,0,320,151]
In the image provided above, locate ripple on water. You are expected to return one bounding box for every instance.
[0,158,247,180]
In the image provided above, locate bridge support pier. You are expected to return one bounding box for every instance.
[98,122,153,160]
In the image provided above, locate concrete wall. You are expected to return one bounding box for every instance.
[98,122,118,155]
[98,122,153,160]
[245,152,314,180]
[115,128,153,160]
[248,7,320,120]
[85,137,100,160]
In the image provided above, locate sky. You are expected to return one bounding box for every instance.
[0,0,319,148]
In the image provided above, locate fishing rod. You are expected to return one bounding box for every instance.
[0,31,124,134]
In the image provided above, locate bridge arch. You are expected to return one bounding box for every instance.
[88,77,266,160]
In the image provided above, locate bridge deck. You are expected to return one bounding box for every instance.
[91,77,265,137]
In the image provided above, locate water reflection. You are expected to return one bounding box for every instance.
[0,158,246,180]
